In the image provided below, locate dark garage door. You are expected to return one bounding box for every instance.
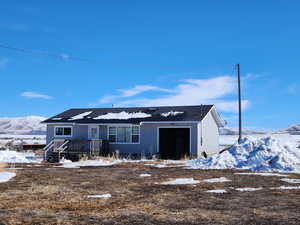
[159,128,190,160]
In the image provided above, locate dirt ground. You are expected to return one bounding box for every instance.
[0,162,300,225]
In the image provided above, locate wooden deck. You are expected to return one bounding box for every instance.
[45,139,109,162]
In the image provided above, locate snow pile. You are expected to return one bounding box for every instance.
[161,111,184,117]
[0,172,16,183]
[93,111,151,120]
[0,150,39,163]
[69,111,93,120]
[0,116,46,135]
[188,136,300,172]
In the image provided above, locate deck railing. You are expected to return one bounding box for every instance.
[52,139,109,156]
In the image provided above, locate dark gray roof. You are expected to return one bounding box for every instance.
[43,105,214,124]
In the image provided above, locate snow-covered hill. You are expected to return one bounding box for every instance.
[277,124,300,135]
[0,116,46,135]
[220,127,267,135]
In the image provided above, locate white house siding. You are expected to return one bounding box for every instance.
[198,110,220,156]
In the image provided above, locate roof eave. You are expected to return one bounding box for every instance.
[210,106,225,127]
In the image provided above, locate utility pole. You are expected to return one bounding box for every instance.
[237,64,242,143]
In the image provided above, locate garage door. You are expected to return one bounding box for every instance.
[159,128,190,160]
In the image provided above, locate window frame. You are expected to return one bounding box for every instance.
[107,125,140,144]
[54,126,73,138]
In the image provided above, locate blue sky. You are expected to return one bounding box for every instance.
[0,0,299,130]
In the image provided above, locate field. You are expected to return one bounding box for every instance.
[1,161,300,225]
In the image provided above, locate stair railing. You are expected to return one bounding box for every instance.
[57,140,70,161]
[43,139,54,161]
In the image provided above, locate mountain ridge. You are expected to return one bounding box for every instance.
[0,116,46,135]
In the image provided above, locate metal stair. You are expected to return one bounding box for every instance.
[44,139,70,163]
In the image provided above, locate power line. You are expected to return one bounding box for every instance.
[0,43,104,63]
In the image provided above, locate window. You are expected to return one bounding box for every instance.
[108,127,116,142]
[132,126,139,143]
[108,126,140,143]
[55,127,72,137]
[90,127,99,139]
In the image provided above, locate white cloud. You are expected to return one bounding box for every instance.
[243,73,262,80]
[20,91,53,100]
[97,85,174,104]
[98,76,250,113]
[118,85,173,97]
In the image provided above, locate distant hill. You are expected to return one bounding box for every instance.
[276,124,300,135]
[220,127,267,135]
[0,116,46,135]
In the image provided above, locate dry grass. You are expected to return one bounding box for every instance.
[0,162,300,224]
[0,162,7,172]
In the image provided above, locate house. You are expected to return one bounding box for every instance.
[42,105,224,161]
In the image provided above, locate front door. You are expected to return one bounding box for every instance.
[89,126,100,155]
[89,126,99,140]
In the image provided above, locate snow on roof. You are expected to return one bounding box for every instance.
[68,111,93,121]
[93,111,151,120]
[52,118,62,120]
[161,111,184,117]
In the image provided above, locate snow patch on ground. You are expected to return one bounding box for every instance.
[88,194,111,198]
[93,111,151,120]
[161,178,200,185]
[0,150,40,163]
[0,134,46,145]
[206,189,227,193]
[69,111,93,120]
[139,174,151,177]
[202,177,231,183]
[59,159,120,168]
[280,178,300,184]
[235,187,263,192]
[0,172,16,183]
[161,111,184,117]
[235,172,289,177]
[189,136,300,172]
[271,186,300,190]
